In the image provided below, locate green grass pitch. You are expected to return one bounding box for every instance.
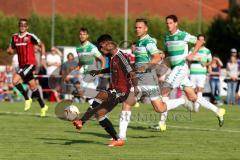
[0,101,240,160]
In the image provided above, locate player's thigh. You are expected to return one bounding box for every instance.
[165,65,188,89]
[95,91,109,101]
[190,75,197,89]
[196,75,206,91]
[184,87,197,102]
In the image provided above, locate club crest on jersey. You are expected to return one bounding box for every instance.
[24,37,29,42]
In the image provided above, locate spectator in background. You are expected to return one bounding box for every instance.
[226,55,239,105]
[61,52,78,81]
[61,52,79,99]
[208,55,223,104]
[0,71,6,101]
[230,48,238,57]
[46,47,62,76]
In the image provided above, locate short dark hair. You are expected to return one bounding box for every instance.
[18,18,28,25]
[79,27,88,34]
[97,34,112,44]
[197,34,205,40]
[135,18,148,27]
[67,52,74,59]
[165,15,178,22]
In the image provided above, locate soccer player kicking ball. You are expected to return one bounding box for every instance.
[156,15,225,131]
[73,41,139,147]
[7,18,48,117]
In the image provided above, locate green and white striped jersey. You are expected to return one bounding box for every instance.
[189,46,212,75]
[76,41,101,65]
[134,34,160,64]
[164,29,197,68]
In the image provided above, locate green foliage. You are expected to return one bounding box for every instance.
[0,13,209,51]
[206,16,240,64]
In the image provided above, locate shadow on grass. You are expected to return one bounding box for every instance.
[64,130,110,139]
[128,135,158,139]
[38,137,103,145]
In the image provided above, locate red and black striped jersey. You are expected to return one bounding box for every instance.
[10,32,40,68]
[109,50,133,93]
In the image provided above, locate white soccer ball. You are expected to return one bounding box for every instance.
[64,105,80,121]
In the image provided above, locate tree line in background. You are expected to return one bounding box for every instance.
[0,13,239,65]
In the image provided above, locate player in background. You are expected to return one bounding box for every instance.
[7,18,48,117]
[156,15,225,131]
[75,27,105,104]
[73,41,139,147]
[189,34,212,112]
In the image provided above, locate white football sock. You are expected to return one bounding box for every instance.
[160,111,168,124]
[196,97,219,114]
[119,111,131,139]
[166,98,186,111]
[182,95,194,111]
[194,92,202,112]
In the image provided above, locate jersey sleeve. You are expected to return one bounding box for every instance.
[30,33,41,45]
[9,36,15,48]
[117,52,133,73]
[145,41,160,55]
[184,32,197,44]
[92,47,102,58]
[207,49,212,62]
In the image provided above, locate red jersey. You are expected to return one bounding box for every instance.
[109,50,133,93]
[10,32,40,68]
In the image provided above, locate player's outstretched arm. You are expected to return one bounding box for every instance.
[89,67,110,76]
[137,52,164,72]
[187,40,204,61]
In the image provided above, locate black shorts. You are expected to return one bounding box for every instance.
[17,65,36,83]
[104,90,129,113]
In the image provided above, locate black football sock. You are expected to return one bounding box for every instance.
[32,88,45,108]
[81,98,103,123]
[99,117,119,140]
[15,83,29,100]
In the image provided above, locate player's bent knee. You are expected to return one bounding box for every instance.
[188,95,197,102]
[122,102,133,111]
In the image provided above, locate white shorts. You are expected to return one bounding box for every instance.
[131,85,161,101]
[165,64,192,89]
[190,74,206,88]
[81,79,99,90]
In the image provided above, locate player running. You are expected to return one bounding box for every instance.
[156,15,225,131]
[73,41,139,147]
[118,18,167,139]
[7,18,48,117]
[189,34,212,112]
